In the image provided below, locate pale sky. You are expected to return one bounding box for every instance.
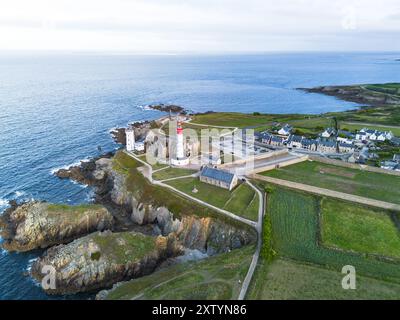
[1,0,400,53]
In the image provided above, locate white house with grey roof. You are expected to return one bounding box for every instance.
[199,166,238,191]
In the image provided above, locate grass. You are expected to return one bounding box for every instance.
[47,203,104,213]
[92,231,157,265]
[321,199,400,259]
[152,167,196,181]
[261,160,400,204]
[192,112,316,129]
[166,177,259,221]
[103,246,254,300]
[258,183,400,283]
[248,258,400,300]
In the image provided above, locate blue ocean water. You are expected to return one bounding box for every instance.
[0,52,400,299]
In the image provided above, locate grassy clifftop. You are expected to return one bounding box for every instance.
[100,245,254,300]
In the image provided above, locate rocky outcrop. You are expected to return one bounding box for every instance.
[148,104,186,114]
[0,201,113,252]
[300,85,400,107]
[31,231,182,295]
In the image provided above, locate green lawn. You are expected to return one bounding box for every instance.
[102,246,254,300]
[166,177,259,221]
[259,183,400,283]
[248,258,400,300]
[152,167,196,181]
[262,160,400,204]
[321,199,400,259]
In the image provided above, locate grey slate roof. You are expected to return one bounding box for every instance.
[319,140,336,147]
[200,167,235,185]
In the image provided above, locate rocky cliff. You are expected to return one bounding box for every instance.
[31,230,182,295]
[0,201,113,252]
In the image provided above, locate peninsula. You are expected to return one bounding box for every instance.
[1,82,400,300]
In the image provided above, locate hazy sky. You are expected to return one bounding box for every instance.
[1,0,400,53]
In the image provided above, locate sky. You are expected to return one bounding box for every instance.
[1,0,400,53]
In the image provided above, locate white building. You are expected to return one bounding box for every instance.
[126,127,135,151]
[278,124,293,136]
[134,138,145,152]
[171,119,190,166]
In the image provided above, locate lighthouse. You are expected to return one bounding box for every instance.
[126,127,135,152]
[170,117,189,166]
[176,121,185,159]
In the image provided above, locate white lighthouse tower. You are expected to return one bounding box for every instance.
[126,127,135,152]
[171,118,189,166]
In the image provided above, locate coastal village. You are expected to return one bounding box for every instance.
[124,112,400,178]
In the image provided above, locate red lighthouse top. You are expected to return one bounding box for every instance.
[177,121,183,134]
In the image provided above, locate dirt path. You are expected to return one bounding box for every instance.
[252,174,400,212]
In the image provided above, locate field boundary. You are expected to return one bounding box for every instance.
[251,174,400,212]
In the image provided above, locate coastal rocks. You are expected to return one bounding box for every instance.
[0,201,114,252]
[31,231,183,295]
[300,85,400,107]
[147,104,186,114]
[54,152,114,185]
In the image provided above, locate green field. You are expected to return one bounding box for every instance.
[262,160,400,204]
[192,112,320,129]
[258,184,400,283]
[166,177,259,221]
[321,199,400,259]
[248,258,400,300]
[102,246,254,300]
[152,167,196,181]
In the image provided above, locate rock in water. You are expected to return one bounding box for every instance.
[31,231,182,295]
[0,201,114,252]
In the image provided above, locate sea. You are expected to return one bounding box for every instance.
[0,52,400,299]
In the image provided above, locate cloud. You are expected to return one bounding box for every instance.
[0,0,399,52]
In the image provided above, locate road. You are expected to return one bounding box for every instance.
[252,174,400,211]
[238,179,264,300]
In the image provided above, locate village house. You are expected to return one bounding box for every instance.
[287,135,303,148]
[278,124,293,136]
[258,132,272,144]
[199,166,238,191]
[356,128,393,142]
[321,128,335,138]
[270,136,285,147]
[301,138,318,151]
[381,160,399,171]
[338,142,355,153]
[317,140,337,153]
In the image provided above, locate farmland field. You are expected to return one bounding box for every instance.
[321,199,400,259]
[248,258,400,300]
[261,160,400,204]
[261,183,400,283]
[166,178,259,221]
